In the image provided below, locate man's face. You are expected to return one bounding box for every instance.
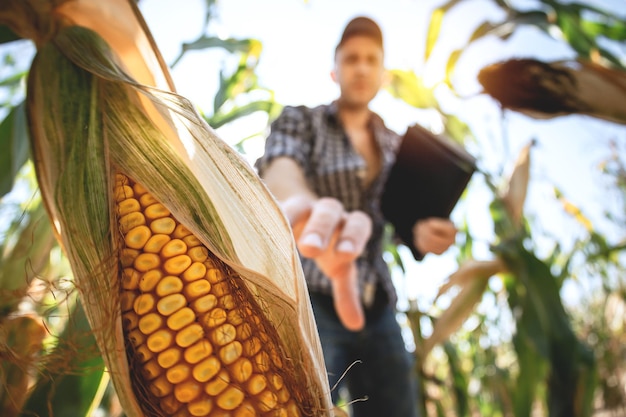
[332,36,385,107]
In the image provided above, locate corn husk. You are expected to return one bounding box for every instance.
[422,259,506,358]
[3,0,331,415]
[501,140,533,228]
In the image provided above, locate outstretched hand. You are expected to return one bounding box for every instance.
[281,195,372,331]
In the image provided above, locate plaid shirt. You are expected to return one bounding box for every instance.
[255,102,403,308]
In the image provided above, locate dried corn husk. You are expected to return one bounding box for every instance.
[3,0,331,415]
[421,259,506,358]
[501,140,533,228]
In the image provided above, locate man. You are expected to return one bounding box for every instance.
[255,16,457,417]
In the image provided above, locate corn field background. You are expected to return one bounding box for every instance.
[1,0,625,416]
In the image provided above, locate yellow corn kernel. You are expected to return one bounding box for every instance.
[176,323,204,348]
[211,281,230,297]
[147,329,174,353]
[286,400,301,417]
[204,307,227,328]
[167,363,192,384]
[183,235,203,249]
[167,307,195,331]
[277,386,290,403]
[138,312,163,335]
[182,262,207,282]
[126,328,146,347]
[122,312,139,333]
[172,224,191,239]
[192,355,221,382]
[117,197,140,216]
[163,254,192,275]
[134,252,161,272]
[161,238,187,258]
[150,217,176,235]
[139,269,163,292]
[157,347,181,369]
[156,276,184,297]
[139,192,158,207]
[257,389,278,412]
[133,293,155,315]
[161,395,183,414]
[144,233,171,253]
[205,267,224,284]
[219,341,243,365]
[243,336,262,357]
[205,369,230,396]
[184,340,213,364]
[188,398,214,417]
[191,294,218,314]
[122,268,141,290]
[145,203,171,220]
[119,212,146,234]
[183,245,209,262]
[157,293,186,317]
[135,344,154,364]
[230,357,253,383]
[246,374,267,395]
[270,373,284,391]
[217,386,245,411]
[150,375,174,398]
[234,401,256,417]
[115,185,134,202]
[227,308,245,326]
[219,295,236,310]
[120,248,139,268]
[185,279,212,300]
[211,323,236,347]
[254,351,271,373]
[174,381,202,403]
[124,225,151,250]
[142,359,162,381]
[120,291,136,312]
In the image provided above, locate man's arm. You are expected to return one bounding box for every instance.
[261,156,371,331]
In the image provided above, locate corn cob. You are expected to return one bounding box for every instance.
[115,173,305,417]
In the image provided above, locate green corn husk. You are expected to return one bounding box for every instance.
[3,0,332,415]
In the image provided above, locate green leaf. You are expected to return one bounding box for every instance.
[171,36,261,67]
[385,69,437,109]
[23,299,107,417]
[0,101,30,198]
[425,7,445,62]
[0,201,54,315]
[207,99,279,129]
[0,24,20,44]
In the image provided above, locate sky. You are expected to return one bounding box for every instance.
[137,0,626,324]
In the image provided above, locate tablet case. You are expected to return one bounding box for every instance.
[381,123,477,259]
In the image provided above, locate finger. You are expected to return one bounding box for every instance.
[330,264,365,331]
[297,198,344,258]
[280,195,314,231]
[334,210,372,261]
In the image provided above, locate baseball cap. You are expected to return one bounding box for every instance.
[335,16,384,53]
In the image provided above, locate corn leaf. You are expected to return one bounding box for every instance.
[23,300,107,417]
[422,259,505,357]
[0,102,30,198]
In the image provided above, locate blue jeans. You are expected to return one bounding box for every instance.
[309,292,419,417]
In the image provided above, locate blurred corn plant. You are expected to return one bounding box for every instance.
[0,1,331,417]
[385,0,625,416]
